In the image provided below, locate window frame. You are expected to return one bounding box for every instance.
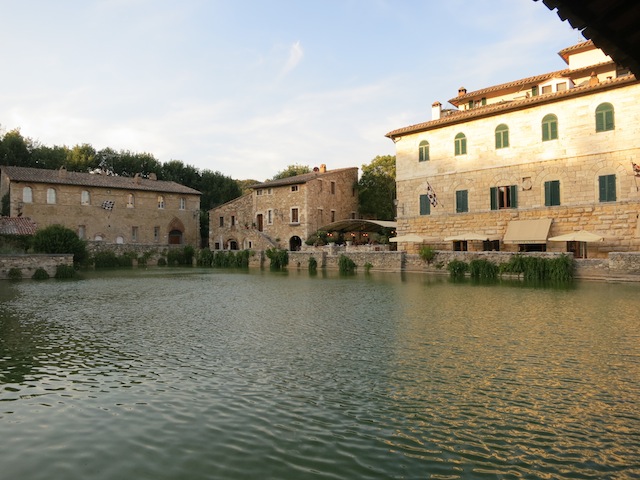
[595,103,615,132]
[418,140,430,162]
[290,207,300,224]
[81,190,91,206]
[22,186,33,203]
[495,124,509,149]
[455,190,469,213]
[454,133,467,156]
[157,195,165,209]
[179,197,186,210]
[127,193,135,208]
[419,194,431,215]
[544,180,561,206]
[46,188,56,204]
[542,114,558,141]
[490,185,518,210]
[598,174,616,202]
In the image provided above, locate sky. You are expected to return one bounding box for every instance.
[0,0,581,181]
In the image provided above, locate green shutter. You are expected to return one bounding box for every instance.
[550,119,558,139]
[532,86,538,96]
[542,123,549,141]
[544,181,551,206]
[468,100,473,109]
[599,175,607,201]
[456,190,468,213]
[510,185,518,208]
[545,180,560,206]
[503,129,509,148]
[495,131,500,149]
[596,111,605,132]
[598,175,615,202]
[490,187,497,210]
[461,137,466,155]
[481,97,487,106]
[420,194,430,215]
[605,110,614,130]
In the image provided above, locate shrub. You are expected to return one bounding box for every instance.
[266,248,288,270]
[31,224,88,265]
[93,251,119,268]
[32,268,50,280]
[167,248,185,266]
[469,259,499,280]
[548,254,574,282]
[447,259,468,278]
[338,254,356,274]
[183,245,195,265]
[55,264,75,279]
[364,262,373,273]
[308,256,318,273]
[8,268,22,280]
[157,257,167,266]
[419,246,436,263]
[198,248,214,267]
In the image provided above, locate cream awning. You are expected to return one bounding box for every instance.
[390,234,439,243]
[503,218,552,244]
[548,230,604,242]
[444,232,490,242]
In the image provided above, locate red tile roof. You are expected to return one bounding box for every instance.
[251,167,358,189]
[0,217,37,235]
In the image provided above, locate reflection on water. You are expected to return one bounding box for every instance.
[0,268,639,479]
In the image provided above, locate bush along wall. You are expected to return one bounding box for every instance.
[449,254,574,283]
[266,248,288,270]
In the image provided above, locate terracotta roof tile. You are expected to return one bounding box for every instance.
[0,217,37,235]
[251,167,358,189]
[386,74,638,139]
[1,166,201,195]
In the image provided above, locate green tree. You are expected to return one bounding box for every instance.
[0,129,32,166]
[31,144,69,170]
[357,155,396,220]
[237,179,260,195]
[270,164,310,180]
[31,224,88,265]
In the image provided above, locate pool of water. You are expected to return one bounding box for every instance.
[1,268,639,479]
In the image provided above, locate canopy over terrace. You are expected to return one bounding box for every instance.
[319,219,397,234]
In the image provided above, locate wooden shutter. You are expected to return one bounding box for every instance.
[420,195,430,215]
[456,190,468,213]
[490,187,497,210]
[510,185,518,208]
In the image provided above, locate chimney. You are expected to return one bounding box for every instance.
[134,173,141,184]
[432,101,442,120]
[58,166,67,178]
[588,71,599,86]
[458,87,467,97]
[319,164,326,173]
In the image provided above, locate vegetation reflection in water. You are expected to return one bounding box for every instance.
[0,268,638,480]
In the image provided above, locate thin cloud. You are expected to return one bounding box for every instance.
[280,41,304,77]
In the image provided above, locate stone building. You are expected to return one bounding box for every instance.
[386,40,640,258]
[1,165,201,247]
[210,165,358,251]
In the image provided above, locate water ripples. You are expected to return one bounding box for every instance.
[1,269,639,479]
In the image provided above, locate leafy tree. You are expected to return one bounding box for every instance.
[67,144,97,172]
[0,129,31,166]
[31,144,69,170]
[237,179,260,195]
[357,155,396,220]
[31,224,88,265]
[271,164,310,180]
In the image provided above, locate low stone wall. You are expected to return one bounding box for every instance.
[0,254,74,280]
[87,242,190,266]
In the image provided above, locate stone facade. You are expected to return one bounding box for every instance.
[0,254,73,279]
[387,41,640,258]
[1,166,201,247]
[209,166,359,251]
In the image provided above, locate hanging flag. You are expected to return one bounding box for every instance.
[632,162,640,177]
[102,200,115,210]
[426,182,438,207]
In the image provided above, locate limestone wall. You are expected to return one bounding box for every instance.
[0,254,73,279]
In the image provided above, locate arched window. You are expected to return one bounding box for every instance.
[81,190,90,205]
[418,140,430,162]
[157,195,165,209]
[454,133,467,156]
[595,103,614,132]
[127,193,135,208]
[542,114,558,141]
[47,188,56,204]
[22,186,33,203]
[495,124,509,149]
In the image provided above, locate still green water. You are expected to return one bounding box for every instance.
[0,268,638,479]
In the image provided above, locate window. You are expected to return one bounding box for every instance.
[419,194,431,215]
[556,82,567,92]
[219,216,224,227]
[331,210,336,222]
[127,193,135,208]
[267,209,273,224]
[454,133,467,156]
[180,197,186,210]
[267,188,273,195]
[22,187,33,203]
[78,225,86,240]
[81,190,90,205]
[157,195,165,209]
[331,182,336,194]
[256,189,263,196]
[595,103,614,132]
[231,216,236,226]
[541,85,552,94]
[419,140,430,162]
[291,185,299,192]
[47,188,56,204]
[351,212,356,219]
[544,180,561,206]
[132,226,138,242]
[495,124,509,149]
[542,114,558,141]
[490,185,518,210]
[455,190,468,213]
[291,208,299,224]
[154,227,160,242]
[599,174,616,202]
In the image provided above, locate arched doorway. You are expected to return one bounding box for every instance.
[168,230,183,244]
[227,239,239,250]
[289,236,302,251]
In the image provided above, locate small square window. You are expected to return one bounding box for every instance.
[291,185,299,192]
